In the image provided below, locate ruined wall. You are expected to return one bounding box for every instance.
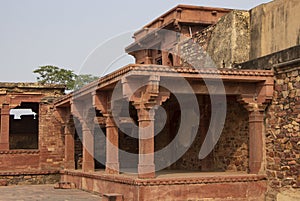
[207,10,250,68]
[180,10,250,69]
[265,64,300,200]
[0,83,65,173]
[0,101,65,172]
[250,0,300,59]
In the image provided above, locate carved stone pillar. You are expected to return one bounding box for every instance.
[124,75,169,178]
[248,108,265,174]
[82,122,95,172]
[239,96,267,174]
[137,108,155,178]
[64,116,75,170]
[105,113,119,174]
[0,104,10,150]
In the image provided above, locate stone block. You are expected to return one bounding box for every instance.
[102,193,123,201]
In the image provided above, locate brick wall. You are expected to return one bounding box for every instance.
[38,101,65,171]
[0,102,65,172]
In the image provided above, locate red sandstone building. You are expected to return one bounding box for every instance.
[0,0,299,200]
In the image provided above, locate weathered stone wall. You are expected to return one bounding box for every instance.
[213,97,249,172]
[250,0,300,59]
[180,10,250,69]
[265,64,300,200]
[0,101,65,172]
[0,172,60,186]
[0,83,66,172]
[238,45,300,70]
[207,10,250,68]
[171,96,249,172]
[39,99,65,171]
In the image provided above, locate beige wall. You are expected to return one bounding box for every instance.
[250,0,300,59]
[207,10,250,68]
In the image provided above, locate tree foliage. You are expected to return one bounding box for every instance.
[33,65,98,90]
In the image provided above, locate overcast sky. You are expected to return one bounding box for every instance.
[0,0,271,82]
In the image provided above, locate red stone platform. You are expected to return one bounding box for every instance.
[61,170,267,201]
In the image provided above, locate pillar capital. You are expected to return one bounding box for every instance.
[1,103,10,115]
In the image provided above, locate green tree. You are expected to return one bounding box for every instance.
[33,65,98,90]
[74,74,98,89]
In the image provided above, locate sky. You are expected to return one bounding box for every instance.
[0,0,271,82]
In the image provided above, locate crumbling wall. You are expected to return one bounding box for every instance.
[180,10,250,69]
[265,64,300,200]
[0,83,65,174]
[250,0,300,59]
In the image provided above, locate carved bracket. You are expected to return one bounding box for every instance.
[123,75,170,111]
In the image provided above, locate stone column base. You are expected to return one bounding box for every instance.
[105,162,120,174]
[138,164,155,178]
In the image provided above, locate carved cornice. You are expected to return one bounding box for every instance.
[54,64,274,107]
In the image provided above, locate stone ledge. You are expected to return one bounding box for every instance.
[0,170,59,176]
[0,150,40,155]
[238,45,300,70]
[62,170,267,186]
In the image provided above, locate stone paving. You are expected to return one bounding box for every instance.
[0,185,102,201]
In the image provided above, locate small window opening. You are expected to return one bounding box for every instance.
[168,53,174,66]
[9,102,39,149]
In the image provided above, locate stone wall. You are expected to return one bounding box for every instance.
[171,96,249,172]
[207,10,250,68]
[0,83,66,172]
[265,64,300,200]
[0,171,60,186]
[38,99,65,171]
[213,97,249,172]
[250,0,300,59]
[180,10,250,69]
[238,45,300,70]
